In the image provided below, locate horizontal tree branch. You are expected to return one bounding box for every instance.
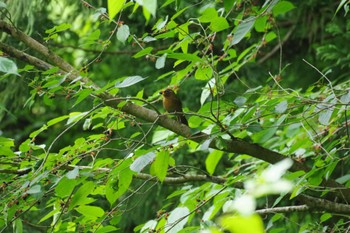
[1,165,350,214]
[256,205,310,215]
[1,19,350,203]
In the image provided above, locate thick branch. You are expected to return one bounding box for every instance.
[0,42,53,70]
[1,19,350,203]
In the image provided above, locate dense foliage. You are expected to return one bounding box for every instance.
[1,0,350,232]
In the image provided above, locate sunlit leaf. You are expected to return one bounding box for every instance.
[0,57,19,76]
[165,207,190,233]
[220,214,264,233]
[130,152,156,173]
[210,17,229,32]
[115,75,146,88]
[117,24,130,43]
[156,53,167,69]
[108,0,126,20]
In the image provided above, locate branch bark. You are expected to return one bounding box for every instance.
[1,19,350,203]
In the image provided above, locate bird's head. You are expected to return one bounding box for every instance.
[159,88,175,98]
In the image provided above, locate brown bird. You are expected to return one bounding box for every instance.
[159,88,188,126]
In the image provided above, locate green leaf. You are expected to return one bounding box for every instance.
[106,160,133,205]
[117,24,130,43]
[0,137,14,148]
[231,17,255,45]
[0,57,19,76]
[254,15,268,32]
[320,213,332,223]
[220,214,264,233]
[56,177,77,198]
[69,181,95,210]
[75,205,104,218]
[210,17,229,32]
[199,8,218,23]
[151,150,170,182]
[272,1,295,16]
[206,150,223,175]
[108,0,126,20]
[73,89,93,107]
[67,112,88,125]
[195,66,212,80]
[133,47,153,58]
[336,174,350,184]
[115,75,146,88]
[54,23,71,32]
[39,208,60,223]
[215,137,227,150]
[13,219,23,233]
[167,53,201,62]
[95,225,119,233]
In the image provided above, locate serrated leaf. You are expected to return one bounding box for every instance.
[0,57,19,76]
[117,24,130,43]
[231,17,255,45]
[108,0,126,20]
[115,75,146,88]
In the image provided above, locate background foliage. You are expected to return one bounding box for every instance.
[1,0,350,232]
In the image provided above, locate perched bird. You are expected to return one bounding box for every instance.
[159,88,188,126]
